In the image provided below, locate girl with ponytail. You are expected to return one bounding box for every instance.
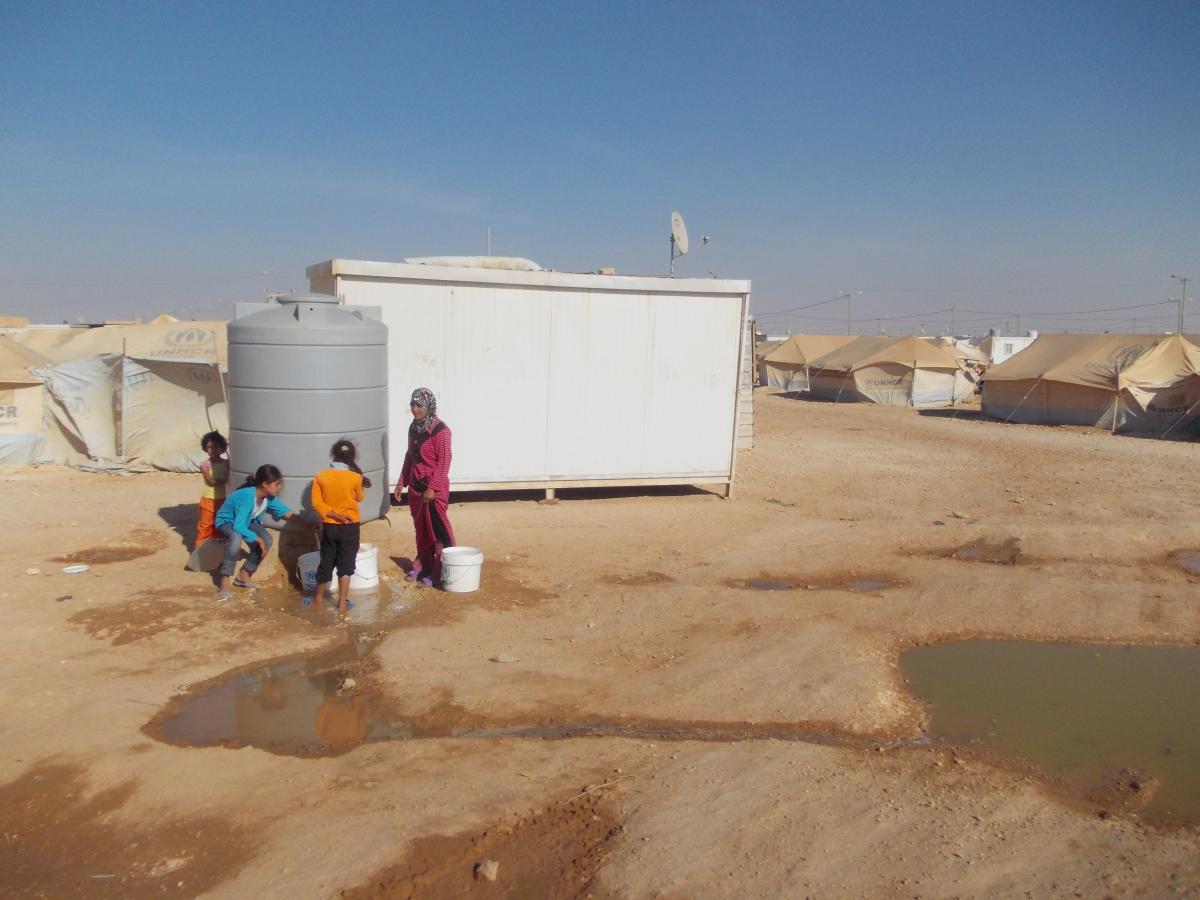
[310,438,369,610]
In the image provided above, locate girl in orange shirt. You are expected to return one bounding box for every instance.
[311,438,371,611]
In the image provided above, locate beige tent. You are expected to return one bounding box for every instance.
[928,336,988,366]
[981,334,1164,428]
[805,335,976,407]
[3,326,87,356]
[1115,335,1200,436]
[0,338,49,464]
[24,321,229,472]
[760,334,857,391]
[18,320,227,367]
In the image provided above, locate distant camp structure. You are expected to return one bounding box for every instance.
[760,335,856,391]
[0,319,226,470]
[763,334,977,407]
[982,333,1200,437]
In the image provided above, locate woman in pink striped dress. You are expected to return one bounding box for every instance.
[393,387,455,587]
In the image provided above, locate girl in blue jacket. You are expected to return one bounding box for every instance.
[213,464,307,600]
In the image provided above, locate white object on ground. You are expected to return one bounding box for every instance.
[442,546,484,593]
[296,551,321,591]
[62,565,89,575]
[349,542,379,590]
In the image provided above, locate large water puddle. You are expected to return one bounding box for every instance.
[150,639,875,757]
[902,640,1200,826]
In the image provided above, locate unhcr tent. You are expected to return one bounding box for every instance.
[988,336,1200,441]
[805,335,976,407]
[1116,335,1200,437]
[0,337,49,464]
[16,321,229,472]
[760,335,857,391]
[928,336,988,367]
[980,334,1163,428]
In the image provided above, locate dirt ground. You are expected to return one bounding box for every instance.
[2,393,1199,898]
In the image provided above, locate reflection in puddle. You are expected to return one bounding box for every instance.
[851,579,889,592]
[748,579,797,591]
[156,641,405,755]
[902,640,1200,826]
[253,583,414,628]
[952,538,1021,565]
[732,575,895,593]
[1175,549,1200,576]
[152,644,882,757]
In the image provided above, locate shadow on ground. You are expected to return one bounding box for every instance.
[159,504,197,550]
[917,408,985,421]
[389,485,715,507]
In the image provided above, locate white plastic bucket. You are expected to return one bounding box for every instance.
[442,546,484,593]
[349,542,379,590]
[297,551,321,590]
[296,543,379,590]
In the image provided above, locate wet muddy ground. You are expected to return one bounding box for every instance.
[902,640,1200,826]
[2,395,1200,897]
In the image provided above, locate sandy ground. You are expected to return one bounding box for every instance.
[2,393,1199,898]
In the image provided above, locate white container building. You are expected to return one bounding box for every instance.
[307,258,751,497]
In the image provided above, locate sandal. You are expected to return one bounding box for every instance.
[233,579,260,591]
[216,590,235,602]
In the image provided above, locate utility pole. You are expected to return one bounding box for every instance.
[486,226,492,256]
[845,292,853,335]
[1014,312,1021,335]
[1171,275,1190,334]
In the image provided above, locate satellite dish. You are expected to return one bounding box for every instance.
[671,211,690,255]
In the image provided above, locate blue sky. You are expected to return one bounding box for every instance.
[2,1,1197,333]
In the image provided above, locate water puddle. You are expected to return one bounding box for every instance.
[850,579,890,592]
[902,640,1200,826]
[1174,549,1200,576]
[951,537,1021,565]
[251,582,414,629]
[747,578,797,591]
[149,640,888,757]
[611,571,674,586]
[55,528,165,565]
[728,575,896,593]
[155,641,395,755]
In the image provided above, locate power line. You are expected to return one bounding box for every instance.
[0,273,267,288]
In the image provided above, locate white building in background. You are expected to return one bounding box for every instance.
[981,331,1038,365]
[307,257,752,498]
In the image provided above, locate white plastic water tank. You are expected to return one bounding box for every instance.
[228,293,388,519]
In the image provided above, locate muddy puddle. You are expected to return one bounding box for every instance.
[902,640,1200,826]
[1174,549,1200,576]
[251,581,415,629]
[950,537,1021,564]
[149,637,888,757]
[729,575,895,593]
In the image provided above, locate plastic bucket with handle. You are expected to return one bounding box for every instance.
[297,551,321,590]
[349,542,379,590]
[441,546,484,593]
